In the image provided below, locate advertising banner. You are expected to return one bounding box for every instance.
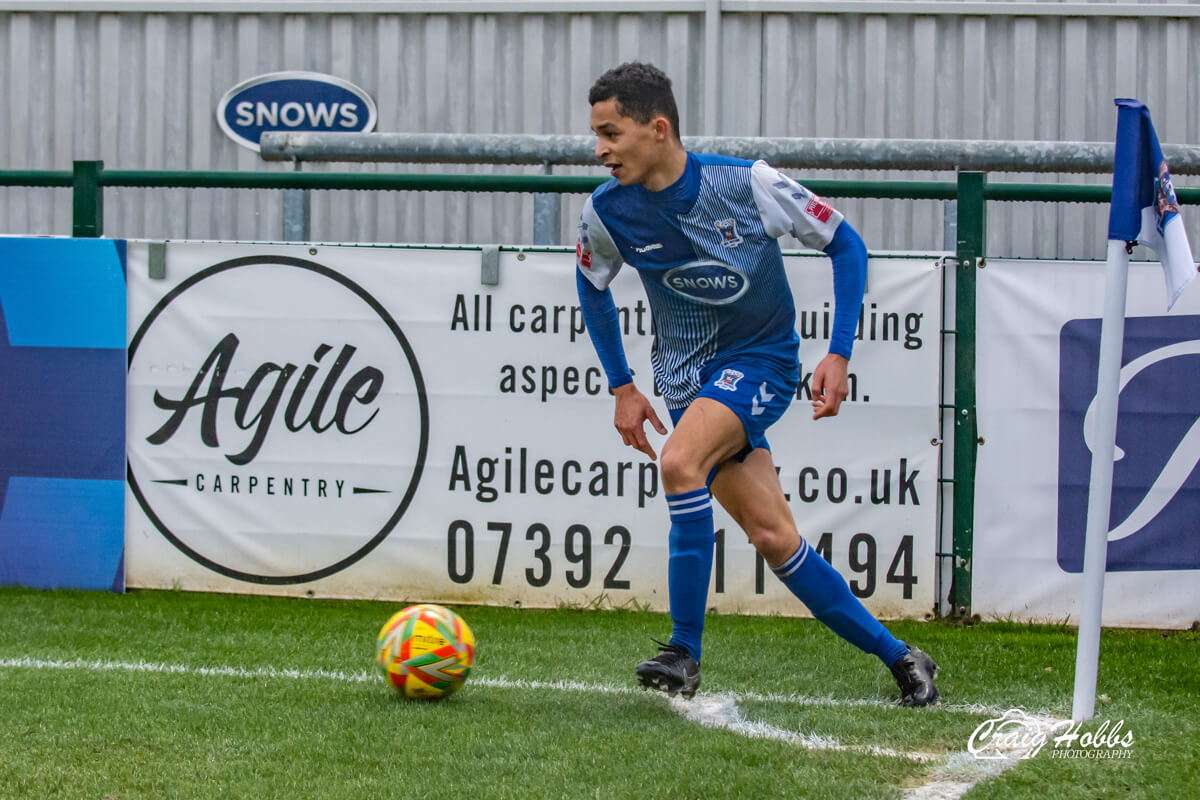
[125,243,941,617]
[975,259,1200,627]
[0,237,127,591]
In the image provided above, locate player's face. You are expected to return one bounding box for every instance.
[590,98,664,187]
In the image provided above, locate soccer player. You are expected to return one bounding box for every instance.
[574,62,939,706]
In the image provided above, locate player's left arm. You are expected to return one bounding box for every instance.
[811,221,867,419]
[748,161,867,419]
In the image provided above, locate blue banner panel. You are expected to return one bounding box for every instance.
[1058,314,1200,572]
[0,238,127,591]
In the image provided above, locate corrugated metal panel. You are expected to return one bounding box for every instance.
[1,6,1196,258]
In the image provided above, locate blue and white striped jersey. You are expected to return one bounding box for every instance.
[576,152,844,409]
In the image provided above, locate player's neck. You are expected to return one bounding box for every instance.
[641,145,688,193]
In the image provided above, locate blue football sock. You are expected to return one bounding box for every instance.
[773,539,909,668]
[665,488,715,663]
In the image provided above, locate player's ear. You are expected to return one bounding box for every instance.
[653,116,671,142]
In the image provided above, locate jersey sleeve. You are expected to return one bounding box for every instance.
[576,194,624,290]
[749,160,844,251]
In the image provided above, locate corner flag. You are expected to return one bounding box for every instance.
[1072,99,1197,721]
[1108,98,1197,309]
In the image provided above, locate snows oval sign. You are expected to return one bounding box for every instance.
[217,71,378,152]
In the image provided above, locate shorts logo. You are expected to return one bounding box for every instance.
[714,218,743,248]
[804,195,834,223]
[750,382,775,416]
[1058,315,1200,572]
[714,369,745,392]
[576,239,592,269]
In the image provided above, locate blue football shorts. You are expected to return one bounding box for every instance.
[667,357,799,459]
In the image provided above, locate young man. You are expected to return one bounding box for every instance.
[575,62,939,706]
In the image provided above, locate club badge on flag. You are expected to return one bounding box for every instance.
[1108,99,1197,310]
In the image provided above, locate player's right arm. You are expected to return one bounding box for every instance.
[576,196,667,459]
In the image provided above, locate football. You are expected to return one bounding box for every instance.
[375,604,476,700]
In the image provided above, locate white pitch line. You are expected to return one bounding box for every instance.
[0,656,1050,718]
[1,655,1062,797]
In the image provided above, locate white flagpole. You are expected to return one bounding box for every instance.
[1071,238,1131,722]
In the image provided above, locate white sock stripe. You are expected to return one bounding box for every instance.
[773,541,810,577]
[668,496,712,513]
[666,489,709,502]
[774,539,808,570]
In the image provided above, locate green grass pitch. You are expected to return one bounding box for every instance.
[0,587,1196,799]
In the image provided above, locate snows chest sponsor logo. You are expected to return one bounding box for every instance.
[127,255,428,584]
[635,243,664,254]
[1058,314,1200,572]
[662,260,750,305]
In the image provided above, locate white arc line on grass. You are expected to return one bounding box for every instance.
[669,694,941,763]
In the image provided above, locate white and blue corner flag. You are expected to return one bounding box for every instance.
[1075,99,1196,722]
[1108,98,1197,310]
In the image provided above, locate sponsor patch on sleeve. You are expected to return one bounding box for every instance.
[804,195,834,223]
[576,239,592,269]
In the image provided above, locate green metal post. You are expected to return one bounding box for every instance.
[72,160,104,237]
[952,171,985,617]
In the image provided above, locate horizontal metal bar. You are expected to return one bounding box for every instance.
[726,1,1200,17]
[0,170,73,188]
[97,170,606,193]
[986,183,1200,203]
[4,169,1195,206]
[260,132,1200,174]
[6,1,1199,17]
[805,180,955,200]
[0,1,701,11]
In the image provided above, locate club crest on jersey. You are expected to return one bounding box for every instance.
[714,218,743,248]
[662,260,750,305]
[714,369,745,392]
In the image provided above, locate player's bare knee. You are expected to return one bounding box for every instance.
[746,524,801,566]
[659,446,706,494]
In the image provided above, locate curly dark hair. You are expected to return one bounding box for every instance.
[588,62,681,140]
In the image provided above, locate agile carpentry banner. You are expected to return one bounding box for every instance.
[125,243,941,617]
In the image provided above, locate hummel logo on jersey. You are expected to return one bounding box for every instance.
[714,218,743,248]
[751,382,776,416]
[635,243,664,253]
[714,369,745,392]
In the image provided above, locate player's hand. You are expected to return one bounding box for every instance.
[612,383,668,460]
[811,353,850,420]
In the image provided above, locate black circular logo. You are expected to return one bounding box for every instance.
[127,255,428,584]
